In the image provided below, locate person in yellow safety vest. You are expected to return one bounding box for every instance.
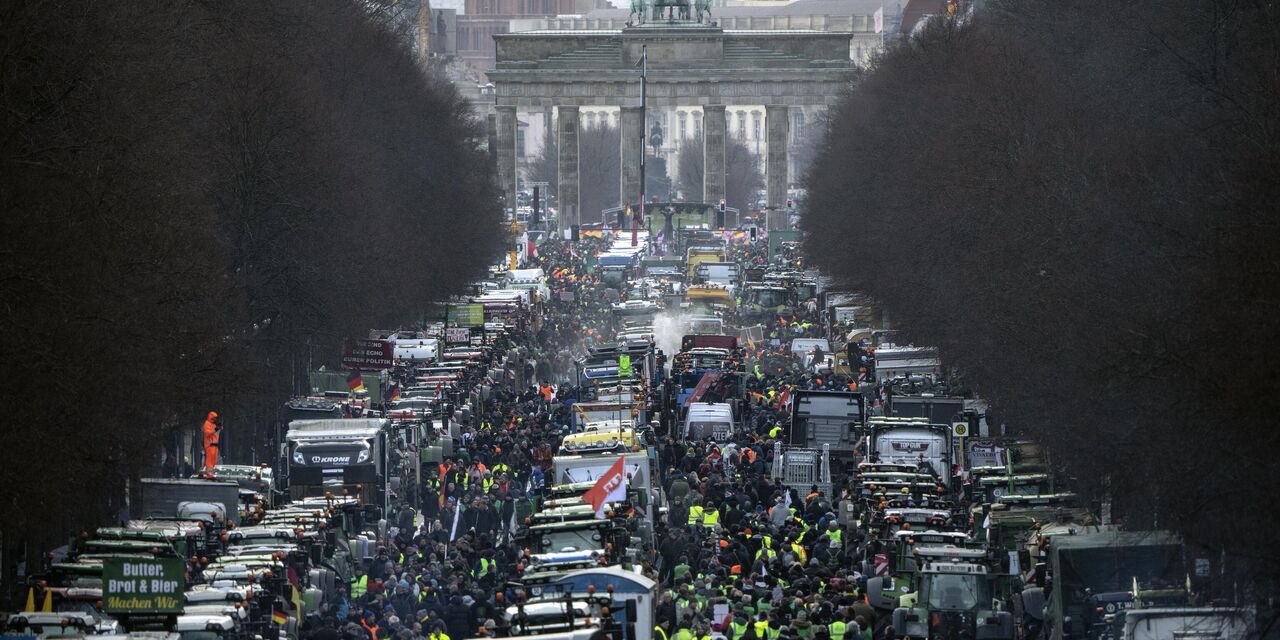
[827,522,843,547]
[729,614,750,640]
[474,556,494,580]
[828,617,848,640]
[767,617,783,640]
[673,617,695,640]
[754,532,773,555]
[482,473,495,493]
[654,620,673,640]
[753,615,771,640]
[791,540,807,564]
[350,567,368,598]
[687,502,705,527]
[428,622,451,640]
[701,504,720,528]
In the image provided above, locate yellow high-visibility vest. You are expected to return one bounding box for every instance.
[702,509,720,528]
[688,505,705,525]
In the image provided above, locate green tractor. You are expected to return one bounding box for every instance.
[888,546,1015,640]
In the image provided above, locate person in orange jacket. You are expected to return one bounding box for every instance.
[202,411,222,476]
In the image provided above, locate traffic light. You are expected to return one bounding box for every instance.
[532,186,541,225]
[749,226,758,243]
[718,199,726,213]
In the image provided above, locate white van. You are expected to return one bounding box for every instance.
[683,403,734,442]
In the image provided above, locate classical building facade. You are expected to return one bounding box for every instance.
[488,22,856,228]
[497,0,886,191]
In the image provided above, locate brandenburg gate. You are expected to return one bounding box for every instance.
[487,8,856,230]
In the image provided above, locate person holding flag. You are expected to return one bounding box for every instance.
[346,369,366,393]
[583,455,629,518]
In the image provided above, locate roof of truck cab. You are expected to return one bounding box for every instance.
[1049,529,1181,550]
[686,403,733,417]
[286,418,387,440]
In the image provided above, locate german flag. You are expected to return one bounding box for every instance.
[272,609,288,625]
[346,369,365,393]
[387,383,402,402]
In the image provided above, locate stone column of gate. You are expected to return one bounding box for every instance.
[495,105,519,218]
[619,106,644,214]
[486,113,498,167]
[702,105,726,205]
[766,104,789,230]
[556,105,581,234]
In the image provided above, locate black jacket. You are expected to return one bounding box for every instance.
[444,600,472,639]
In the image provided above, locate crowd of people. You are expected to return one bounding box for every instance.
[301,234,885,640]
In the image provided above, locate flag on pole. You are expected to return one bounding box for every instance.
[874,6,884,33]
[291,584,305,619]
[346,369,365,393]
[583,456,628,518]
[449,502,462,541]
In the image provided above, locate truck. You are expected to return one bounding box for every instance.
[873,345,942,382]
[1019,530,1186,640]
[139,478,243,524]
[284,419,391,516]
[598,253,637,289]
[888,394,966,430]
[684,285,734,314]
[788,389,864,466]
[1121,607,1249,640]
[686,246,725,280]
[867,418,954,485]
[508,267,551,301]
[738,283,791,324]
[553,452,659,524]
[393,338,440,363]
[693,261,740,292]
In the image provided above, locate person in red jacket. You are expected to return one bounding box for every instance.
[202,411,222,476]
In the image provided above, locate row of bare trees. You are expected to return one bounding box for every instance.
[804,0,1280,579]
[0,0,503,547]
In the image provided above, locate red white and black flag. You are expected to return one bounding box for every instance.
[582,456,628,518]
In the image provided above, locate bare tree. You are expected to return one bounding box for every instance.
[802,0,1280,587]
[675,134,764,211]
[0,0,503,555]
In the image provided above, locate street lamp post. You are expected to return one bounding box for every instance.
[634,44,648,248]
